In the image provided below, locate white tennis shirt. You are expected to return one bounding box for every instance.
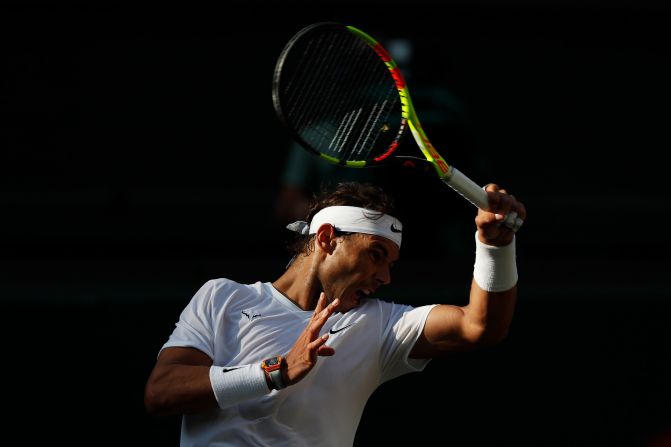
[161,279,436,447]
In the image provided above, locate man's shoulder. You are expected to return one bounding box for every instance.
[346,298,413,324]
[200,278,266,307]
[203,278,262,296]
[365,297,415,313]
[362,298,436,326]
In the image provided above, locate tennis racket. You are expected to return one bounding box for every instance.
[272,22,522,231]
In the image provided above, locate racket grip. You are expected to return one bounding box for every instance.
[443,167,524,232]
[442,166,490,210]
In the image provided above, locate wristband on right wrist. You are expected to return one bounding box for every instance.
[472,231,518,292]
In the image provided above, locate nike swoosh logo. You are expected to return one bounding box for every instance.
[329,323,355,334]
[222,366,244,373]
[390,223,402,233]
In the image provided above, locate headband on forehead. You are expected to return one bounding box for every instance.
[286,206,403,248]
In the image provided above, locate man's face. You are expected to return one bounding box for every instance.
[317,233,400,313]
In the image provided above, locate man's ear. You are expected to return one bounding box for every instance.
[315,224,336,254]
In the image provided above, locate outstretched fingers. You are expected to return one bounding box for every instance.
[309,333,335,357]
[284,293,340,386]
[312,292,327,319]
[309,297,340,339]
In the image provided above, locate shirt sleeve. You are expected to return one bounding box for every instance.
[159,280,217,359]
[379,302,437,383]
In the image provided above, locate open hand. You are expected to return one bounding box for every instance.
[282,292,338,386]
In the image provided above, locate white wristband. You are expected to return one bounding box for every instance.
[209,364,269,409]
[473,231,518,292]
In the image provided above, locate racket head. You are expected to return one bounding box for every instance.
[272,22,411,168]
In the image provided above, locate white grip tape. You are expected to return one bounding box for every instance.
[473,232,518,292]
[444,166,524,231]
[209,364,269,409]
[443,166,489,210]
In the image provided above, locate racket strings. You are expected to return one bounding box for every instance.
[278,27,403,163]
[324,38,382,160]
[349,71,399,160]
[288,31,367,156]
[326,39,399,161]
[301,33,364,156]
[336,40,399,161]
[285,33,342,148]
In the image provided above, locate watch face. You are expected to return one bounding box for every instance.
[264,357,281,367]
[263,356,282,371]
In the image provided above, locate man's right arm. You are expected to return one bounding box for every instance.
[144,347,217,416]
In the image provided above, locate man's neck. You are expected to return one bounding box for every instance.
[272,255,321,311]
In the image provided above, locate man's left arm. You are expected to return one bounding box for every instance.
[410,184,526,358]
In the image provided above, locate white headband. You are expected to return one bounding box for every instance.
[286,206,403,248]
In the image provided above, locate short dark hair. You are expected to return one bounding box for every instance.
[286,182,397,257]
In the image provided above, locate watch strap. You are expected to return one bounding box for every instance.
[268,367,286,390]
[261,356,287,390]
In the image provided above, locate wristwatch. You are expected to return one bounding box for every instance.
[261,356,286,390]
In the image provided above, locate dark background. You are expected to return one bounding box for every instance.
[2,2,670,446]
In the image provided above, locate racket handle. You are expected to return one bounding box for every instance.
[443,167,524,232]
[442,166,490,210]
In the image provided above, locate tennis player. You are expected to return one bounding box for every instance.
[145,181,525,446]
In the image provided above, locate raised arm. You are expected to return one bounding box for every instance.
[410,184,526,358]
